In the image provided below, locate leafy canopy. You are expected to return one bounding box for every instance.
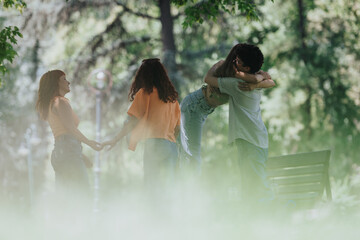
[0,0,271,86]
[172,0,274,28]
[0,0,26,86]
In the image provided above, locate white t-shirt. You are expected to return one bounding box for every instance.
[218,77,268,148]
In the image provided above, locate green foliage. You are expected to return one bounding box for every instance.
[172,0,273,28]
[256,0,360,179]
[1,0,360,210]
[0,26,22,85]
[1,0,26,12]
[0,0,26,86]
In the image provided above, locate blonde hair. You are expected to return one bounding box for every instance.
[36,70,65,120]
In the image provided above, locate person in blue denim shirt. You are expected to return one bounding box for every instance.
[204,43,275,204]
[180,43,273,175]
[36,70,102,195]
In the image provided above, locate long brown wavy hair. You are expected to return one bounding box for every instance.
[128,58,178,103]
[36,70,65,120]
[214,43,264,77]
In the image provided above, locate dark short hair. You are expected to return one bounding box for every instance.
[236,43,264,73]
[214,43,264,77]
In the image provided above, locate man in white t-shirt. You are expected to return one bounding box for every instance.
[204,43,275,204]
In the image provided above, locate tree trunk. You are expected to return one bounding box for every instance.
[158,0,181,96]
[297,0,307,52]
[31,39,48,197]
[297,0,312,136]
[31,39,40,82]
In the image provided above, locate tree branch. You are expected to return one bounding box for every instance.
[73,36,152,82]
[90,11,126,52]
[114,0,159,20]
[172,12,183,20]
[180,44,231,59]
[58,0,115,24]
[93,36,152,59]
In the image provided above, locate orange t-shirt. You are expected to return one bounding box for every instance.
[127,88,180,151]
[48,96,80,138]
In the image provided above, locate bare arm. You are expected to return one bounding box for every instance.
[238,78,276,91]
[54,98,102,151]
[204,60,223,88]
[233,66,264,83]
[204,60,265,87]
[102,115,139,150]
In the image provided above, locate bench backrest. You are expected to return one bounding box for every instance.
[267,150,332,208]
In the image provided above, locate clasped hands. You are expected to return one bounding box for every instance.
[87,139,119,151]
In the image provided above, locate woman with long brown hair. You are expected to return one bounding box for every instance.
[36,70,102,193]
[103,58,180,192]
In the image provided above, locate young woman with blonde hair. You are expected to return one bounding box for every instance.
[36,70,102,193]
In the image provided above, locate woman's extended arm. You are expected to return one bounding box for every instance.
[233,66,265,83]
[204,61,266,87]
[54,98,102,151]
[204,60,224,87]
[102,115,139,150]
[238,78,276,91]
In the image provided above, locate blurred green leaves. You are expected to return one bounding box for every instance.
[172,0,273,28]
[1,0,26,12]
[0,0,359,201]
[0,26,22,86]
[0,0,26,86]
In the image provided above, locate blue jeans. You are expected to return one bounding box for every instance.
[143,138,178,190]
[51,135,89,193]
[180,87,214,173]
[235,138,273,203]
